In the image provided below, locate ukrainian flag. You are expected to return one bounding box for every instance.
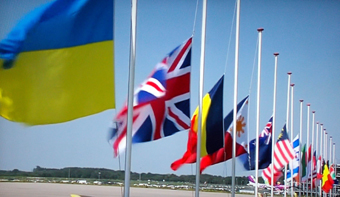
[0,0,114,125]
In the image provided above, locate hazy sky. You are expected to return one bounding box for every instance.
[0,0,339,178]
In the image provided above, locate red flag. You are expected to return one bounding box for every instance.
[322,162,334,193]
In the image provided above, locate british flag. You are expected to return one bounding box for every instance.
[259,116,272,144]
[108,37,192,157]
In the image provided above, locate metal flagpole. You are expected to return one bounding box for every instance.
[284,72,292,197]
[255,27,264,197]
[310,111,315,196]
[290,84,295,197]
[306,103,310,197]
[319,124,323,197]
[324,130,327,197]
[329,137,332,197]
[232,0,241,196]
[271,52,279,197]
[195,0,208,196]
[332,143,335,197]
[325,132,327,163]
[298,100,304,197]
[315,121,319,197]
[124,0,138,196]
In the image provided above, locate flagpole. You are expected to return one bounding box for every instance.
[325,132,327,162]
[298,99,304,197]
[271,52,279,197]
[319,124,323,197]
[124,0,138,196]
[310,111,315,195]
[306,103,310,197]
[290,84,295,197]
[332,143,335,197]
[329,136,332,197]
[324,130,327,197]
[285,72,292,197]
[315,121,319,197]
[196,0,208,196]
[254,27,264,197]
[232,0,241,196]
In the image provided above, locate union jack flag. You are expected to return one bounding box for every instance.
[108,38,192,157]
[260,116,272,145]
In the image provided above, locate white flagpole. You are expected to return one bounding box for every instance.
[329,137,332,164]
[124,0,138,196]
[325,132,327,162]
[232,0,240,196]
[332,143,335,197]
[315,121,319,197]
[290,83,295,197]
[319,124,323,197]
[271,52,279,197]
[298,99,304,197]
[196,0,208,196]
[306,103,310,197]
[255,27,264,197]
[324,130,327,197]
[329,136,332,197]
[285,72,292,197]
[310,111,315,195]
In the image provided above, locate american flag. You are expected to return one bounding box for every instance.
[262,124,295,184]
[109,38,192,157]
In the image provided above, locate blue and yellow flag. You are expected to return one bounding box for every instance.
[0,0,114,125]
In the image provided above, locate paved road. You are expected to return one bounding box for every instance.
[0,182,252,197]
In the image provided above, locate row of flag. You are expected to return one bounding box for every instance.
[0,0,337,195]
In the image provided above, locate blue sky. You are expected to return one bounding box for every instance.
[0,0,339,178]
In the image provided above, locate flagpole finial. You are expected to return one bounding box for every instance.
[287,72,292,75]
[312,111,315,113]
[290,83,295,87]
[274,52,279,56]
[257,28,264,32]
[307,103,310,106]
[316,121,319,124]
[320,123,323,126]
[299,99,303,102]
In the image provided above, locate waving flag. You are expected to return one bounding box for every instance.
[322,162,334,193]
[306,145,312,179]
[287,135,300,182]
[240,116,273,170]
[0,0,114,125]
[200,96,249,173]
[310,151,318,179]
[171,76,224,171]
[301,144,308,182]
[330,164,339,184]
[262,125,295,184]
[109,38,192,157]
[316,156,323,179]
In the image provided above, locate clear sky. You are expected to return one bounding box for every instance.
[0,0,340,178]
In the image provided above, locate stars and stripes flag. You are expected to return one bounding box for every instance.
[108,37,192,156]
[262,124,295,184]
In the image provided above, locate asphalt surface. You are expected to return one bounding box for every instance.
[0,182,253,197]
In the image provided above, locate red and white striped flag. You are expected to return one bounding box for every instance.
[262,124,295,184]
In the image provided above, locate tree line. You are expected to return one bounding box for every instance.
[0,166,253,185]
